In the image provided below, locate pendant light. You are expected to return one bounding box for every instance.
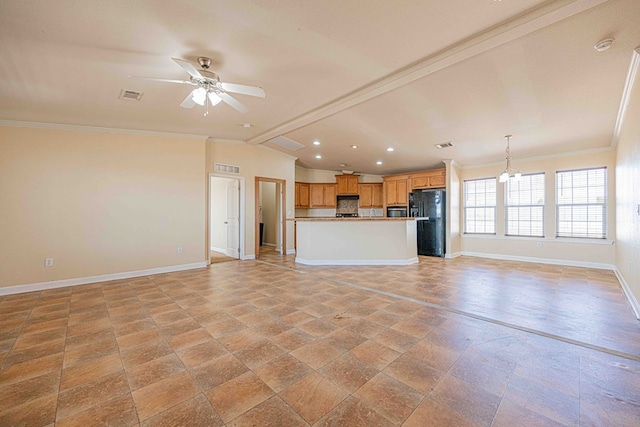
[498,135,521,183]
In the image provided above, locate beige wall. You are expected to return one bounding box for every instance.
[206,140,296,257]
[615,64,640,316]
[295,166,383,183]
[0,125,206,289]
[460,150,617,267]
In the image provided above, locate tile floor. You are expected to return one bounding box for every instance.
[1,248,639,426]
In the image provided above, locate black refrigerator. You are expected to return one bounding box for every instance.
[409,189,446,257]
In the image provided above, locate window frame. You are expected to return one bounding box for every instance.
[463,177,497,235]
[505,172,545,238]
[555,167,607,239]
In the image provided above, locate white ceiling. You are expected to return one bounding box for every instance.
[1,0,639,175]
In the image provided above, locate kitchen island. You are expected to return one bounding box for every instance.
[294,217,417,265]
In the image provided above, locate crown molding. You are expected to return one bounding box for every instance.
[0,120,209,140]
[611,47,640,149]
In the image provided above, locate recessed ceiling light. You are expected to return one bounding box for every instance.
[239,123,253,128]
[376,161,383,165]
[351,145,358,149]
[313,141,320,145]
[339,163,349,168]
[315,155,322,159]
[594,38,615,52]
[387,147,394,152]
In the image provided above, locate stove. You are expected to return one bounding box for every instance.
[336,213,359,218]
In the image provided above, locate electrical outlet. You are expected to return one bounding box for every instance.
[536,242,542,248]
[177,247,183,254]
[44,258,54,267]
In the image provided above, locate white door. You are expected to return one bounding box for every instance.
[226,179,240,259]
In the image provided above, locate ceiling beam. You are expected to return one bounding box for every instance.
[247,0,608,145]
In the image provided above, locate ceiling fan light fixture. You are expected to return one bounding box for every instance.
[192,87,207,105]
[208,92,222,106]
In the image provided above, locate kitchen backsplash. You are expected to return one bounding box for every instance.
[337,198,359,212]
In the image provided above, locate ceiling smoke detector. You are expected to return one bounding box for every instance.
[594,38,614,52]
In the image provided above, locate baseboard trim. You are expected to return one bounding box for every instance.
[295,257,419,266]
[286,249,296,255]
[0,262,208,296]
[445,251,462,259]
[243,254,256,260]
[461,251,615,270]
[210,246,226,254]
[614,269,640,320]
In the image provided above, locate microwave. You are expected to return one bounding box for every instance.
[387,207,407,217]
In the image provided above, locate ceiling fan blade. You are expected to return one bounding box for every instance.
[128,76,194,85]
[219,82,266,98]
[179,90,197,108]
[172,58,203,80]
[217,92,249,113]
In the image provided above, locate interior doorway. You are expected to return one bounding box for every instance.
[209,174,244,262]
[255,177,286,259]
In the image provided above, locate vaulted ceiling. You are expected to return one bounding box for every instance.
[1,0,639,174]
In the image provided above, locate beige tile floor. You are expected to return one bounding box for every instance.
[1,247,639,426]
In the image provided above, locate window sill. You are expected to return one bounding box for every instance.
[462,234,614,245]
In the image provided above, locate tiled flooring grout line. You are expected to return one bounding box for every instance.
[256,259,640,363]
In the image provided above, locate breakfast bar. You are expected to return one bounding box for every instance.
[294,217,418,265]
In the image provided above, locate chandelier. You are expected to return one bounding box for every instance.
[498,135,521,183]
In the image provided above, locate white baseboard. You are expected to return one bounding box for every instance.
[461,251,615,270]
[0,262,208,296]
[614,269,640,320]
[286,249,296,255]
[210,246,226,254]
[295,257,419,266]
[243,254,256,260]
[445,251,462,259]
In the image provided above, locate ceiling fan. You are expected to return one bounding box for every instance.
[130,57,265,114]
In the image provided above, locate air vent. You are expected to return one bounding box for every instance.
[268,135,306,152]
[434,142,454,149]
[119,89,143,101]
[214,163,240,174]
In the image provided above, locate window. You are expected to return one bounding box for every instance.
[556,167,606,238]
[505,173,545,237]
[464,178,496,234]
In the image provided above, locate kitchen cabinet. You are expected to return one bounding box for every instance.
[295,182,310,208]
[336,175,359,195]
[410,168,446,190]
[359,183,383,208]
[310,183,337,208]
[384,178,408,206]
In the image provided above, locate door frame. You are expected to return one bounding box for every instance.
[255,177,286,259]
[208,173,245,262]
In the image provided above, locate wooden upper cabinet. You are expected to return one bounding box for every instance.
[410,168,446,190]
[384,178,408,206]
[310,183,336,208]
[336,175,359,195]
[359,183,383,208]
[295,182,310,208]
